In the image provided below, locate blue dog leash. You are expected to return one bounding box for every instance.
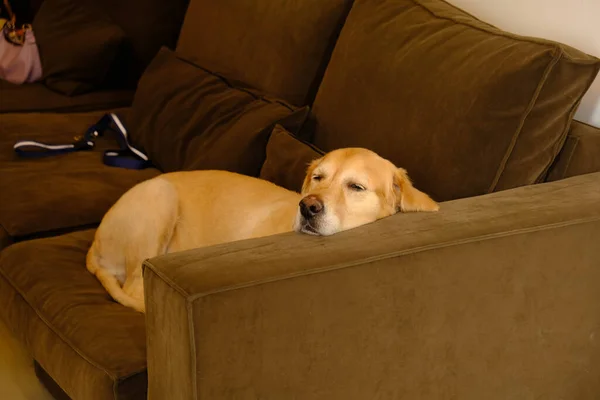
[13,113,151,170]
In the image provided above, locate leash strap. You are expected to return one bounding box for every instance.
[13,113,151,170]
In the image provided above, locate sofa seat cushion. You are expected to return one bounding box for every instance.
[309,0,600,201]
[0,230,147,400]
[0,80,134,113]
[0,110,160,239]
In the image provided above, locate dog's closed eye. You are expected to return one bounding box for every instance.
[312,174,323,181]
[348,183,366,191]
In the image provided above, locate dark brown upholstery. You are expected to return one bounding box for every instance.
[144,172,600,400]
[129,48,308,175]
[176,0,354,106]
[546,120,600,182]
[309,0,600,201]
[33,0,127,95]
[0,230,147,400]
[0,227,12,252]
[0,110,160,239]
[102,0,190,87]
[0,80,134,113]
[260,125,324,193]
[1,0,600,398]
[34,362,71,400]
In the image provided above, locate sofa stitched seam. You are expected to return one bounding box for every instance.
[113,378,119,400]
[144,260,189,296]
[175,53,296,112]
[489,50,560,192]
[143,263,199,398]
[285,128,326,155]
[0,264,123,381]
[574,119,600,130]
[145,215,600,300]
[142,262,198,397]
[405,0,591,192]
[186,298,199,400]
[415,0,597,62]
[193,215,600,299]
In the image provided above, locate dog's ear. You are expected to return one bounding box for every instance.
[393,168,439,212]
[301,157,322,194]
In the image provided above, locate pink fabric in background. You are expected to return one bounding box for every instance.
[0,29,42,84]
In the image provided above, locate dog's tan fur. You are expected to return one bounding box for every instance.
[87,148,439,312]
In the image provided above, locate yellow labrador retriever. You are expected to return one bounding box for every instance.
[87,148,439,312]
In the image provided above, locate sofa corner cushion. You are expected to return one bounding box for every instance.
[310,0,600,201]
[260,124,324,193]
[129,47,309,176]
[546,120,600,182]
[0,110,160,238]
[0,230,147,400]
[176,0,354,106]
[33,0,126,95]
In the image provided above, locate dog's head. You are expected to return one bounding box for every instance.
[293,148,439,236]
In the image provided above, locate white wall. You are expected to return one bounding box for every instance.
[447,0,600,128]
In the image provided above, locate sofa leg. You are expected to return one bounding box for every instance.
[34,362,72,400]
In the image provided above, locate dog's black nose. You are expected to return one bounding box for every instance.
[300,195,324,219]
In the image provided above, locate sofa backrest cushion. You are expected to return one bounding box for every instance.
[447,0,600,129]
[260,125,324,193]
[102,0,190,88]
[129,47,308,176]
[175,0,354,106]
[309,0,600,201]
[546,121,600,182]
[32,0,189,91]
[32,0,126,95]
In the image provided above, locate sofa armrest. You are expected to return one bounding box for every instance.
[143,172,600,400]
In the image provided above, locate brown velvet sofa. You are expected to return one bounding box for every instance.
[2,0,600,399]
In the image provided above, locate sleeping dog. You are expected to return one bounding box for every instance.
[87,148,439,312]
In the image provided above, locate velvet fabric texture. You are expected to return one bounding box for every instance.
[260,125,324,193]
[101,0,190,88]
[176,0,354,106]
[0,227,11,252]
[0,230,147,400]
[546,120,600,182]
[3,0,600,398]
[0,80,134,113]
[309,0,600,201]
[34,363,72,400]
[129,48,309,175]
[32,0,126,95]
[0,110,160,239]
[145,171,600,400]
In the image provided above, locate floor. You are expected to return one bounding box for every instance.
[0,318,55,400]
